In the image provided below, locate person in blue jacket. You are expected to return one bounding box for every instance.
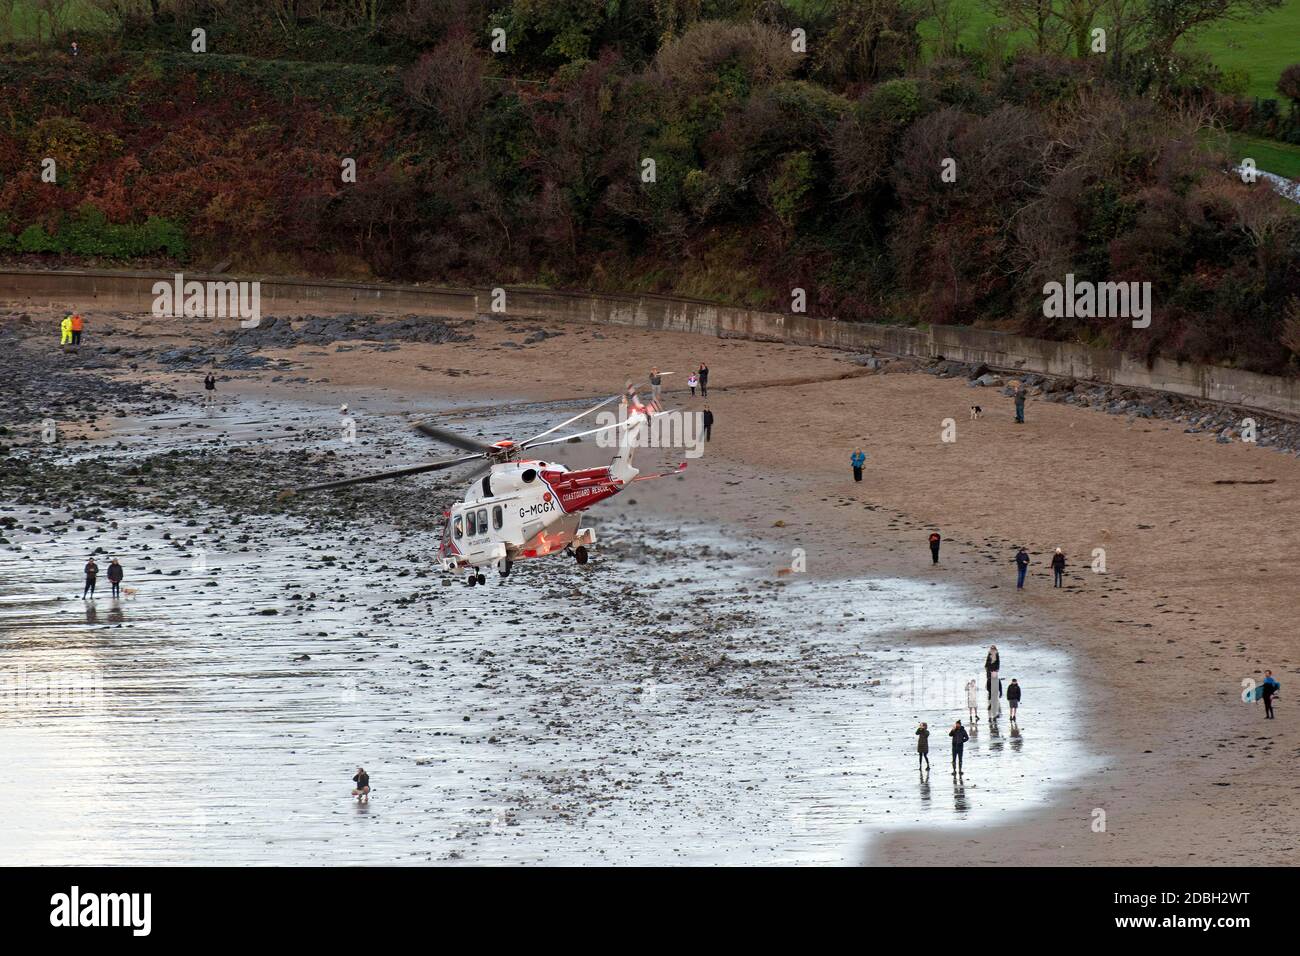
[851,449,866,482]
[1260,671,1280,719]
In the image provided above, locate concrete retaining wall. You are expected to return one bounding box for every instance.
[3,267,1298,418]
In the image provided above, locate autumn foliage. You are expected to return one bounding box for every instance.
[0,9,1298,373]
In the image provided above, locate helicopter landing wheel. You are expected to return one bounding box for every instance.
[574,546,589,565]
[465,573,477,587]
[476,572,486,585]
[498,559,512,579]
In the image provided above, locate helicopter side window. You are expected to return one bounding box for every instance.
[453,515,463,539]
[477,509,488,534]
[492,505,503,530]
[467,511,477,536]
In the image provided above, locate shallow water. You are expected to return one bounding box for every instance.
[0,392,1096,864]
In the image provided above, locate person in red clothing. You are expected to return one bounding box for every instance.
[929,531,941,564]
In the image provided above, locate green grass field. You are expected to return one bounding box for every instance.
[1223,132,1300,179]
[0,1,110,42]
[910,0,1299,101]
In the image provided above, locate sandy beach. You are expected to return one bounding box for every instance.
[2,306,1296,865]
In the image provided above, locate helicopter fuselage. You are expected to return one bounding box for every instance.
[439,459,622,572]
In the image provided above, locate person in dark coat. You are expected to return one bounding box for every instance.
[83,557,99,599]
[352,767,370,801]
[698,362,709,397]
[1050,548,1065,587]
[1007,678,1021,720]
[929,531,941,564]
[949,720,970,774]
[1013,382,1026,423]
[702,406,713,442]
[1015,547,1030,589]
[107,558,124,599]
[915,722,930,772]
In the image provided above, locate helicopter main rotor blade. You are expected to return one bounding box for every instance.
[521,393,622,447]
[523,414,643,451]
[287,453,485,494]
[412,421,496,454]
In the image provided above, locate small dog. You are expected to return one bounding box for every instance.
[969,405,983,420]
[121,587,138,599]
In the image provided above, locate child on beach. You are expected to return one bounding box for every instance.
[965,678,979,724]
[1007,678,1021,720]
[352,767,370,802]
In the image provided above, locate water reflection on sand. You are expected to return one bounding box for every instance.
[0,510,1091,865]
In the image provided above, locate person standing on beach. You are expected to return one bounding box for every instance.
[985,645,1001,720]
[916,722,931,772]
[1013,382,1027,424]
[702,406,713,442]
[1015,547,1030,589]
[70,312,84,347]
[1007,678,1021,721]
[929,531,941,564]
[1051,547,1065,587]
[1260,671,1279,719]
[60,314,73,348]
[107,558,124,599]
[851,449,866,482]
[352,767,370,801]
[949,720,969,774]
[649,367,663,405]
[698,362,709,397]
[687,372,698,396]
[965,678,979,724]
[83,557,99,599]
[203,371,217,407]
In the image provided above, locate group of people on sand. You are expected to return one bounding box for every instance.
[917,533,1069,589]
[82,556,124,599]
[643,362,713,442]
[915,645,1023,776]
[59,312,86,348]
[1016,545,1069,589]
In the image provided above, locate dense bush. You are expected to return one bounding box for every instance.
[0,5,1297,374]
[2,205,186,258]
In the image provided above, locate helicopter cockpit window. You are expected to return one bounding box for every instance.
[466,511,477,536]
[477,509,488,533]
[492,506,503,530]
[453,515,463,539]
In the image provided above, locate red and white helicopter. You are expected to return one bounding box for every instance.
[290,388,684,585]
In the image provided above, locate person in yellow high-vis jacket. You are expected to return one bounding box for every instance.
[60,314,73,346]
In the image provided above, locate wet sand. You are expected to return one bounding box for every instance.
[2,394,1091,864]
[2,308,1297,865]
